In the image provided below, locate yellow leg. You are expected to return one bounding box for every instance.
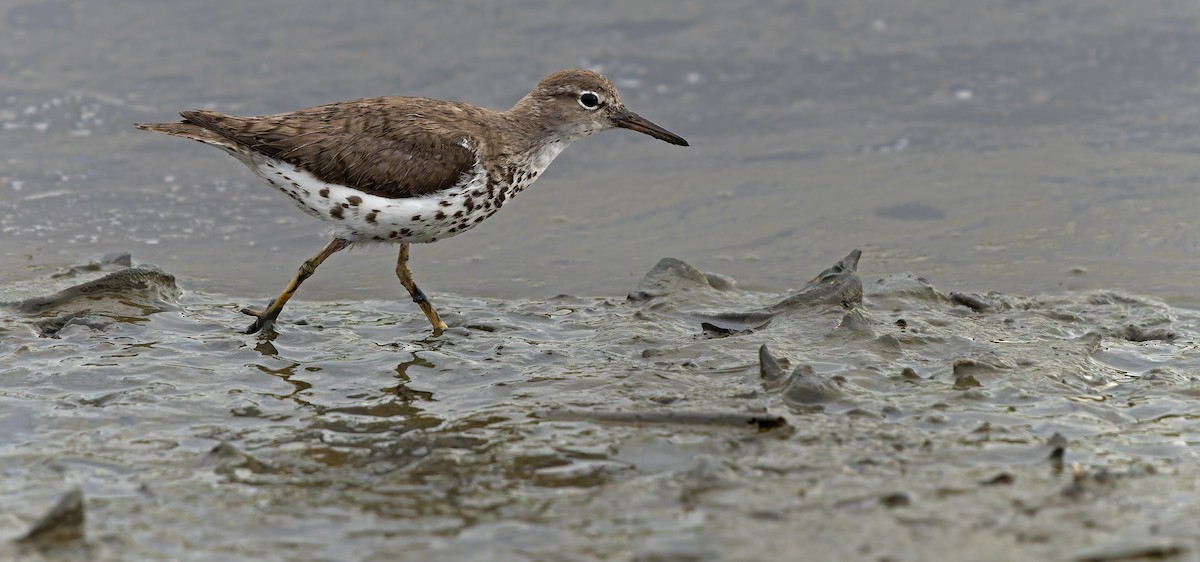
[396,243,448,336]
[242,237,349,334]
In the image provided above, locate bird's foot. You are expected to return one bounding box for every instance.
[241,300,278,334]
[429,322,447,338]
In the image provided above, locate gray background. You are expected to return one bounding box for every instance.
[3,0,1198,304]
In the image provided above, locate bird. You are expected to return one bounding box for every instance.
[136,69,688,336]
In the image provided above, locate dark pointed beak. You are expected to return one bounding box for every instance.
[611,109,689,146]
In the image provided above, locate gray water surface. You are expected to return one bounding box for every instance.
[3,0,1198,302]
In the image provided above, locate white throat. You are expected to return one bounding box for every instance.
[527,138,570,177]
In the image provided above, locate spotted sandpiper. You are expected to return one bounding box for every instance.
[137,69,688,336]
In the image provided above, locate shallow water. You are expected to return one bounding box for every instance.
[3,0,1200,560]
[3,0,1199,302]
[2,251,1199,561]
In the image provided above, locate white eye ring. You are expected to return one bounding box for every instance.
[578,91,601,110]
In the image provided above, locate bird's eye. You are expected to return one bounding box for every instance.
[578,92,601,110]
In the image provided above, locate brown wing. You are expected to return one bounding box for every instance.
[176,98,479,199]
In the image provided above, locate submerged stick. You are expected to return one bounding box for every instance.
[537,408,789,431]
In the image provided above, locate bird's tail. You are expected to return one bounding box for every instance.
[134,119,236,149]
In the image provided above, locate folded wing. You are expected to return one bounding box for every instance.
[140,99,478,199]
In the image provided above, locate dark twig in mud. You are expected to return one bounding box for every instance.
[537,408,789,432]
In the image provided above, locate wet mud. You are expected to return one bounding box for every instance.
[1,252,179,337]
[2,251,1198,561]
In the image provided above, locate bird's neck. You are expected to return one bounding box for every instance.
[501,96,575,152]
[475,105,564,188]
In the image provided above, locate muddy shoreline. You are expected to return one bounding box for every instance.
[3,250,1198,561]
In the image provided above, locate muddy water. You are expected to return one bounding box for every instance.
[3,251,1199,561]
[3,0,1200,561]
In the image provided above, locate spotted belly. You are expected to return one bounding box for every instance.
[237,153,522,244]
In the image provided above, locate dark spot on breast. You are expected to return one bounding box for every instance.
[411,214,421,221]
[267,179,277,185]
[389,230,399,239]
[471,189,486,197]
[341,203,350,209]
[474,216,485,223]
[439,200,452,207]
[435,210,446,220]
[429,237,437,242]
[282,175,292,181]
[453,210,464,218]
[366,211,378,224]
[449,227,458,233]
[330,206,344,219]
[373,236,384,241]
[346,195,362,206]
[464,197,475,211]
[291,182,301,188]
[400,228,411,236]
[319,188,330,198]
